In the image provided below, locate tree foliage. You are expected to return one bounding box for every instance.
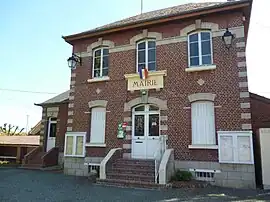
[0,123,25,136]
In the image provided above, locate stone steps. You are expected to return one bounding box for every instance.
[107,172,155,182]
[108,167,155,176]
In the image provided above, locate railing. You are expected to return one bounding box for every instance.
[23,146,41,164]
[42,147,59,167]
[154,135,167,183]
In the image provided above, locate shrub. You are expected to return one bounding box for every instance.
[171,170,193,181]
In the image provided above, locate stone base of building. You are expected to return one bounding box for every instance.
[175,160,256,189]
[63,157,89,176]
[58,152,64,167]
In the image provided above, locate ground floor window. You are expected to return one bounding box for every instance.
[64,132,86,157]
[90,107,106,144]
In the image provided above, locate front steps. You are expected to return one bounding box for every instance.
[96,158,168,189]
[21,151,46,169]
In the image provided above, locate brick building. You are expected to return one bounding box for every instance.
[25,0,258,188]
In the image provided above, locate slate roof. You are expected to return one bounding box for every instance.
[36,90,70,106]
[0,136,40,146]
[63,0,250,39]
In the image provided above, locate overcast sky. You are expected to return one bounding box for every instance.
[0,0,268,130]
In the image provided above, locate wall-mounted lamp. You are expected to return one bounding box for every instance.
[222,28,234,49]
[67,53,81,70]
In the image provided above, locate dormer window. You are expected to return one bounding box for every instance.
[188,31,212,67]
[137,39,156,72]
[93,47,109,78]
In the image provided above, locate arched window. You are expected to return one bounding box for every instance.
[188,31,212,67]
[92,47,109,78]
[137,39,156,72]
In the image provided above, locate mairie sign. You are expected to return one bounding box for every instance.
[124,70,167,91]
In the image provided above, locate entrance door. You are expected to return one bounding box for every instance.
[132,105,160,159]
[46,118,57,152]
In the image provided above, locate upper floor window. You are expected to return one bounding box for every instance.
[137,39,156,72]
[93,47,109,78]
[188,31,212,67]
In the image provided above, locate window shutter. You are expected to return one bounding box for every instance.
[191,101,215,145]
[90,107,106,143]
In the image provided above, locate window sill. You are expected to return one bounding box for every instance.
[185,65,216,73]
[85,143,106,147]
[87,76,110,83]
[188,145,218,150]
[64,154,85,158]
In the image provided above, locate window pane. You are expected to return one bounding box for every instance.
[190,57,199,66]
[202,41,211,55]
[148,49,156,62]
[66,136,73,155]
[90,108,106,143]
[102,68,108,76]
[135,115,144,136]
[148,62,156,71]
[202,55,211,65]
[149,114,159,137]
[94,57,101,69]
[103,48,109,56]
[138,50,145,63]
[190,42,199,57]
[75,136,84,156]
[95,49,101,57]
[135,106,144,111]
[201,32,210,41]
[149,105,159,111]
[49,123,56,137]
[189,33,198,42]
[94,69,100,77]
[103,56,108,68]
[138,42,145,50]
[148,41,156,48]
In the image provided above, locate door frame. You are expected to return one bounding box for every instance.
[131,104,160,159]
[46,117,57,152]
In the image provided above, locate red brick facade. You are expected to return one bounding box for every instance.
[67,9,251,162]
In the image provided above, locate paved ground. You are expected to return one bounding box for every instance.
[0,168,270,202]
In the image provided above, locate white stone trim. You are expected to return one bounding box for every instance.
[124,97,168,111]
[85,143,106,147]
[70,88,75,93]
[188,93,216,102]
[156,36,187,45]
[241,113,251,119]
[236,42,246,48]
[238,72,247,77]
[67,119,73,124]
[123,117,131,122]
[240,103,250,109]
[160,116,168,121]
[40,130,44,135]
[74,52,90,58]
[68,111,74,116]
[100,148,122,179]
[185,65,216,72]
[130,30,162,45]
[66,127,72,132]
[87,76,110,83]
[88,100,108,108]
[239,82,248,88]
[47,107,59,112]
[87,39,115,55]
[188,145,218,149]
[123,144,131,149]
[71,73,76,77]
[242,124,252,130]
[237,52,246,58]
[126,126,131,131]
[110,45,135,53]
[240,92,250,98]
[125,135,131,140]
[68,103,74,108]
[160,125,168,131]
[180,22,219,36]
[238,61,246,68]
[69,96,74,101]
[70,80,75,85]
[123,153,131,159]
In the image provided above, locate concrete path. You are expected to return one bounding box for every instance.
[0,168,269,202]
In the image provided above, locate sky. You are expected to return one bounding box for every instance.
[0,0,269,131]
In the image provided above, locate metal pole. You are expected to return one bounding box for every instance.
[141,0,143,14]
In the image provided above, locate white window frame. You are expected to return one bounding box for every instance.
[47,117,57,138]
[190,101,216,148]
[188,31,213,67]
[92,47,109,78]
[64,132,86,157]
[89,107,106,144]
[218,131,254,164]
[136,39,156,72]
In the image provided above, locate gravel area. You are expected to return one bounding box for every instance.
[0,168,269,202]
